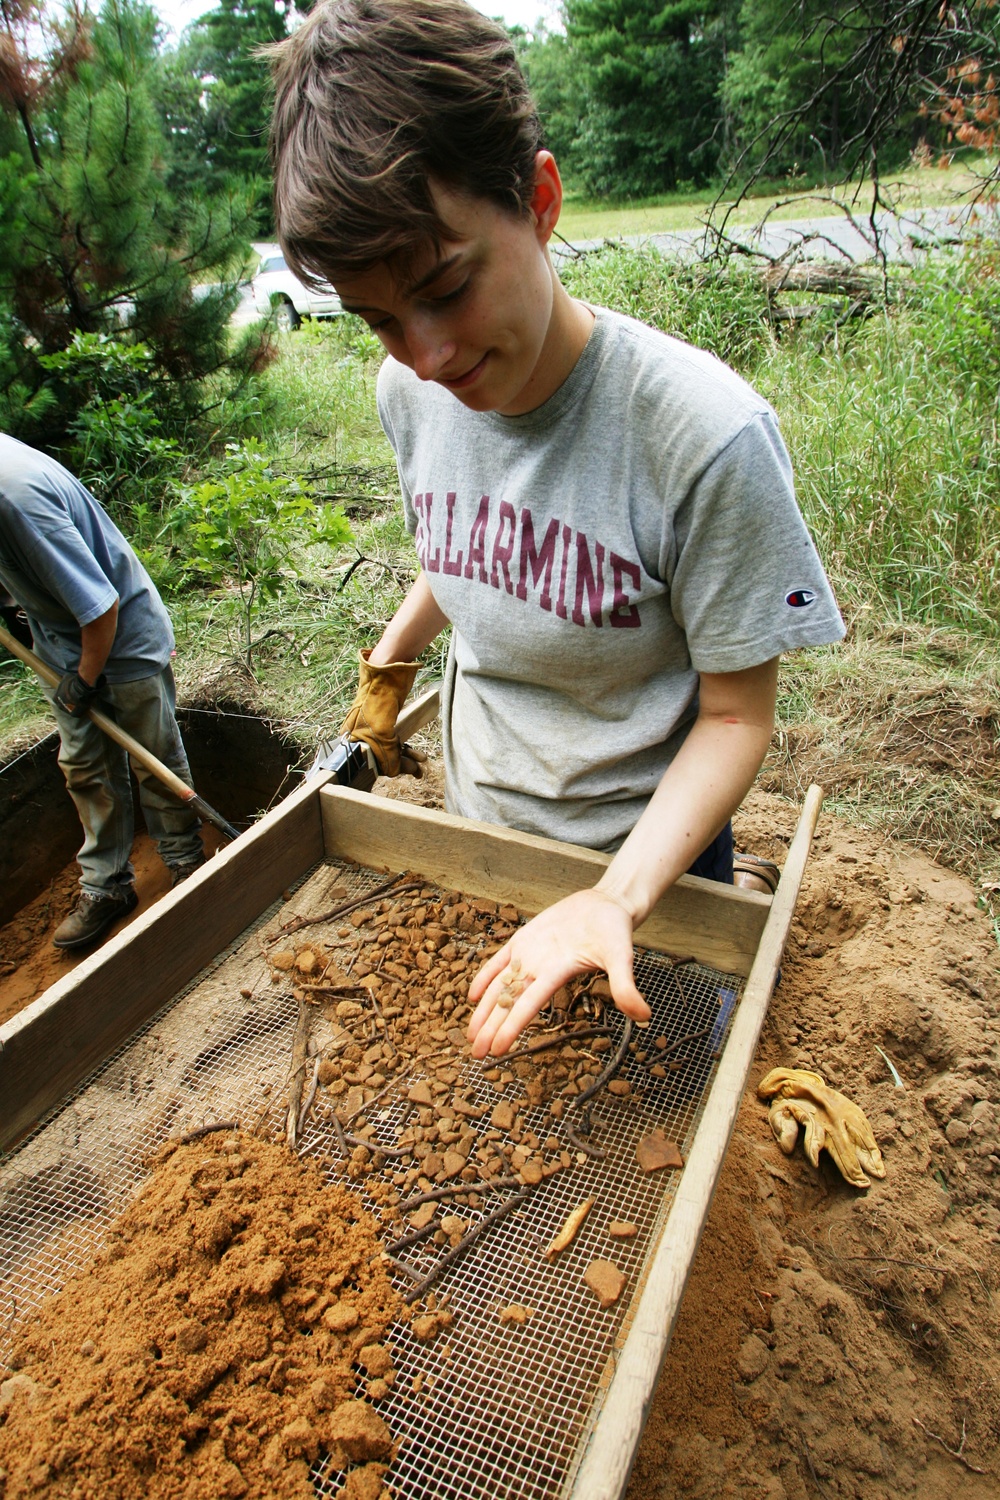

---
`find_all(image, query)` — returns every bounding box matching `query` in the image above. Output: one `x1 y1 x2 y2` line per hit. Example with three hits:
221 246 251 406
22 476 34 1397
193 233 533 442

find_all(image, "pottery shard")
441 1151 467 1179
407 1081 434 1106
636 1131 684 1173
583 1259 626 1309
607 1221 638 1239
327 1400 393 1464
491 1101 515 1131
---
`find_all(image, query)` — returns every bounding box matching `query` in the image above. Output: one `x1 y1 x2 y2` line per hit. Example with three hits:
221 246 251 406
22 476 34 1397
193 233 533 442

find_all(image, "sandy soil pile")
630 790 1000 1499
0 1133 400 1499
2 769 998 1498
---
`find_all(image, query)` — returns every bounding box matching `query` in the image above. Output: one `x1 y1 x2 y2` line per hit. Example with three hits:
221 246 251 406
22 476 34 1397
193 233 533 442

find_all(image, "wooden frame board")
0 771 329 1154
564 784 824 1500
320 784 771 977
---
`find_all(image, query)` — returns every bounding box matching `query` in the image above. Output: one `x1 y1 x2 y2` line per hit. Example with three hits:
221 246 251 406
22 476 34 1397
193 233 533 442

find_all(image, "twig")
506 1025 612 1061
643 1023 715 1065
569 1017 633 1112
386 1255 426 1284
397 1176 520 1213
342 1076 403 1125
285 999 313 1149
344 1131 410 1159
563 1122 607 1160
912 1417 987 1474
297 1056 321 1137
330 1110 349 1159
266 874 415 944
177 1120 239 1144
846 1256 948 1274
403 1185 536 1304
389 1220 441 1254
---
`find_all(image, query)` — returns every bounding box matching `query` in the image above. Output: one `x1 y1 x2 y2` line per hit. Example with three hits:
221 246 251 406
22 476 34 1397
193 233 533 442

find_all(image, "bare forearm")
368 573 449 664
595 658 779 923
77 602 118 684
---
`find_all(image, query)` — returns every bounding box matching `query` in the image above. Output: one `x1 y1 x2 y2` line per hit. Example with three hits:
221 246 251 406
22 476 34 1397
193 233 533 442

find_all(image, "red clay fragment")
636 1131 684 1173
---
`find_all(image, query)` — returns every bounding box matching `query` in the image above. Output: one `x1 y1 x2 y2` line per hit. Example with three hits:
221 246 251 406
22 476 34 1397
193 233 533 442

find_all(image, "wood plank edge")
320 784 769 974
565 784 825 1500
0 772 330 1153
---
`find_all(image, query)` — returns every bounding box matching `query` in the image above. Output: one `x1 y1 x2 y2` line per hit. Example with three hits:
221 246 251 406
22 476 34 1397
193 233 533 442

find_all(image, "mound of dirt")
629 790 1000 1499
0 1132 400 1499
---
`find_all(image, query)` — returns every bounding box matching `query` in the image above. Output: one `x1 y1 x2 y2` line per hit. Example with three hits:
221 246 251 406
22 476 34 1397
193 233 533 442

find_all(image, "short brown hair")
268 0 542 285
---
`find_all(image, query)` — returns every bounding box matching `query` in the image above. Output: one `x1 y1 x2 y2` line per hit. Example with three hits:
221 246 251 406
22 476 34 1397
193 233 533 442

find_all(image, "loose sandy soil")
1 769 998 1497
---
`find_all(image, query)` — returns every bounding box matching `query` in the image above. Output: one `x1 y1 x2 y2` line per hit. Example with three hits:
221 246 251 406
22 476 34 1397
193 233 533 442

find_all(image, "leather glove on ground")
757 1067 886 1188
54 670 104 716
339 648 421 777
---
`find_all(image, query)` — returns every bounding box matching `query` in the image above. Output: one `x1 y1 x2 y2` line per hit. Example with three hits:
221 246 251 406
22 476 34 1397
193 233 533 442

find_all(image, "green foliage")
560 243 774 372
154 0 305 222
0 0 268 457
560 236 999 635
165 440 354 666
35 333 181 513
563 0 737 194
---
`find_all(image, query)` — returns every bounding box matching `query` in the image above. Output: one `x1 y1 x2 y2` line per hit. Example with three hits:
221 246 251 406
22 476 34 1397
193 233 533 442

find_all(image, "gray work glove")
54 670 105 716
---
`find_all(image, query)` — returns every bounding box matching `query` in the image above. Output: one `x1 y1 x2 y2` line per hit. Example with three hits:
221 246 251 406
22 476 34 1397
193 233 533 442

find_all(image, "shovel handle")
0 624 240 842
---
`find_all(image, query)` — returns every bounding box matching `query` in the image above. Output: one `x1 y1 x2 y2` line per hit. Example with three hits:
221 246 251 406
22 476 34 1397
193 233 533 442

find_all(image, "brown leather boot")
53 889 138 950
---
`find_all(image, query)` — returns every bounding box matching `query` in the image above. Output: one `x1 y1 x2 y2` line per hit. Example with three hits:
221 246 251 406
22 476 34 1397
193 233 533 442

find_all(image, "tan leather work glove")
340 649 422 776
757 1067 886 1189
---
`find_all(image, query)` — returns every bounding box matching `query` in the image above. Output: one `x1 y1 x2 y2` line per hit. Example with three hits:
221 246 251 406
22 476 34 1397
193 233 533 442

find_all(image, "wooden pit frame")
0 688 823 1500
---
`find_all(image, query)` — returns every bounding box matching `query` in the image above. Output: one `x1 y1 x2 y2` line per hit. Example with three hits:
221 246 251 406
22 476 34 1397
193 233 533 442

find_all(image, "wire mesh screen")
0 857 745 1500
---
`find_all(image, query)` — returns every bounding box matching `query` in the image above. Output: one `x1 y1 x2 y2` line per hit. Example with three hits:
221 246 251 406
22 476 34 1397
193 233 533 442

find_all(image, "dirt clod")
584 1260 625 1309
0 1134 399 1499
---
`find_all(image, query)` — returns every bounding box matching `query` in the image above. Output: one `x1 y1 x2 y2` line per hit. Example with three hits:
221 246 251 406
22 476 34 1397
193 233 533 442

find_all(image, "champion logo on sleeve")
785 588 816 608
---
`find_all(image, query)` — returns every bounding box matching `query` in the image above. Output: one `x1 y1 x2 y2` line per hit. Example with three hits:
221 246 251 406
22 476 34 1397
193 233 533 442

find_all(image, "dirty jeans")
43 666 203 900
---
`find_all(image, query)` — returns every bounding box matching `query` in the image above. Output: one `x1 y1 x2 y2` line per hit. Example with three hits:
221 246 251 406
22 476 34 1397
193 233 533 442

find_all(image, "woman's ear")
529 150 563 242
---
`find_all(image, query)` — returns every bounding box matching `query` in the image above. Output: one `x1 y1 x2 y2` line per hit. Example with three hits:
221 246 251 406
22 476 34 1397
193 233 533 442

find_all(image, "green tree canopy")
0 0 267 454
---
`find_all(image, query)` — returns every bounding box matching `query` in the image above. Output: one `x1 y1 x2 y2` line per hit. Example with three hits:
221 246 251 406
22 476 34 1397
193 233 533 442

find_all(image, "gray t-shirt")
378 306 845 850
0 435 174 680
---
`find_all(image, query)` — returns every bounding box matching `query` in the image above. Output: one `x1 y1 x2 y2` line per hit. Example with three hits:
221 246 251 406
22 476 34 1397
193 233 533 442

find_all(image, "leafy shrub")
560 244 775 373
164 441 354 667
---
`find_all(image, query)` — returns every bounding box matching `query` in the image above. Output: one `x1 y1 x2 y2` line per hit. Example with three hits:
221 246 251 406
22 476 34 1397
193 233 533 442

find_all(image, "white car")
251 251 342 331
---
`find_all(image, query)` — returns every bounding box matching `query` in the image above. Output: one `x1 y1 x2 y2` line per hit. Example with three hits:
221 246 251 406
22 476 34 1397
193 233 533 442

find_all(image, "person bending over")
267 0 844 1055
0 436 205 950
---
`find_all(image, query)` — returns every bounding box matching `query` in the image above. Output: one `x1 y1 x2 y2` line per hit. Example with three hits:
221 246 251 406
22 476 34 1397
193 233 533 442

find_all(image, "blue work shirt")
0 435 174 681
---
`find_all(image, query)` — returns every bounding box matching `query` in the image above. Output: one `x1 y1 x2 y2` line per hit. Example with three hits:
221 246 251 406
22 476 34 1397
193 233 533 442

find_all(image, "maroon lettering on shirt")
555 523 572 620
489 500 517 594
442 491 463 576
414 493 441 573
610 553 642 628
464 496 490 583
419 492 644 627
516 511 559 610
572 533 605 627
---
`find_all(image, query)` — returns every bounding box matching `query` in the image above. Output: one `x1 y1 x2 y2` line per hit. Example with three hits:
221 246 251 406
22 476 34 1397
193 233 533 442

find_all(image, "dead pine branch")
285 998 314 1150
912 1416 988 1475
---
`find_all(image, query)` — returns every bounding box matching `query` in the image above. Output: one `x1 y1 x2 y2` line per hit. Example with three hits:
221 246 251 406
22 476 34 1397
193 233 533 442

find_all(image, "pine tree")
0 0 269 453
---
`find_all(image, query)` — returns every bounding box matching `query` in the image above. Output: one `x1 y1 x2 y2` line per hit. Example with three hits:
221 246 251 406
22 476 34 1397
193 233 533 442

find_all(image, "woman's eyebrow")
339 252 467 315
406 252 465 296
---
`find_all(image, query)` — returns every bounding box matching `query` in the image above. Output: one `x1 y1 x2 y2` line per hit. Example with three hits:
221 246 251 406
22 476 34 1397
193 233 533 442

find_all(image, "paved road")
555 202 993 266
235 202 994 325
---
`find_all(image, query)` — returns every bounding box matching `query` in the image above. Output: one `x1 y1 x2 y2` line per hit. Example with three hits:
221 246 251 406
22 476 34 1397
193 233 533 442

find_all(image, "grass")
1 227 997 930
555 153 998 242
